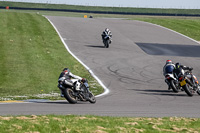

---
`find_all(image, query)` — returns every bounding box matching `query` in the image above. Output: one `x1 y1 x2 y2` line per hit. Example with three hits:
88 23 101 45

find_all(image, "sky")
2 0 200 9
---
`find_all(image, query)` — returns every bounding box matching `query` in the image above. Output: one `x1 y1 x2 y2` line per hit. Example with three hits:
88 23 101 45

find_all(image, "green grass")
131 17 200 41
0 11 104 100
0 115 200 133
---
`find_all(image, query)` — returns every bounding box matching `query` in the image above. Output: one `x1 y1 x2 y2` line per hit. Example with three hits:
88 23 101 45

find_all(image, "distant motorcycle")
103 34 111 48
165 73 181 93
177 69 200 96
58 78 96 104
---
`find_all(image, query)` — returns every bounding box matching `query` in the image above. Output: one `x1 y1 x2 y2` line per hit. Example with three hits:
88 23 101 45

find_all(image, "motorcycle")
58 78 96 104
165 73 181 93
103 34 111 48
176 69 200 96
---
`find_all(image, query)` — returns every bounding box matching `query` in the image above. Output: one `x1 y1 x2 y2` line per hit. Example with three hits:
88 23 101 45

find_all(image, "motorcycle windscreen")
165 65 174 74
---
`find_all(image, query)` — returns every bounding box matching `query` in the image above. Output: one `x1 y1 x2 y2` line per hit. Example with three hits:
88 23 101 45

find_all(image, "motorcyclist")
101 28 112 43
58 68 83 97
173 62 199 89
173 62 193 77
163 60 175 90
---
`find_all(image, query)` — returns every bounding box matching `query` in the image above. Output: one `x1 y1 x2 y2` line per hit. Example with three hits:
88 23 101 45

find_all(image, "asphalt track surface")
1 17 200 117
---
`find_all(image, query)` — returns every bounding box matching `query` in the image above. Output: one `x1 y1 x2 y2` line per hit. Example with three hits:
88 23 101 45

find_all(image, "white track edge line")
44 16 109 97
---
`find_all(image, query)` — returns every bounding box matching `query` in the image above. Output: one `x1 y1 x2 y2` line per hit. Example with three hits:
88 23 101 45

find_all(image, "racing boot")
60 90 64 97
58 84 65 97
168 85 171 90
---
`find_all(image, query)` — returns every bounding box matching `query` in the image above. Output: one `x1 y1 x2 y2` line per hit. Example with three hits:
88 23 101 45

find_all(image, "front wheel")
105 40 109 48
197 89 200 95
88 92 96 104
195 84 200 95
183 84 194 97
63 88 77 104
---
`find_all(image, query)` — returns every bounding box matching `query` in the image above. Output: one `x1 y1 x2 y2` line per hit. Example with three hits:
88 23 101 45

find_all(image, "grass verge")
0 11 104 100
131 17 200 41
0 115 200 133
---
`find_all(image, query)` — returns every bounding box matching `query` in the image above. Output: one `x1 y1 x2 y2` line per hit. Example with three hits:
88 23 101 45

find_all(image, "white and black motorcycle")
103 34 111 48
58 78 96 104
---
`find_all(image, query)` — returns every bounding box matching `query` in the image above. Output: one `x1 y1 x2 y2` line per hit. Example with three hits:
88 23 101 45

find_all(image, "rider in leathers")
58 68 83 97
163 60 175 90
101 28 112 44
173 62 193 78
173 63 199 89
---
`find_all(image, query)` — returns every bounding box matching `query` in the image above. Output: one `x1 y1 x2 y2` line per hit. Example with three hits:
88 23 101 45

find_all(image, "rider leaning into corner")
163 60 175 90
163 60 200 90
173 62 193 77
101 28 112 43
173 62 199 88
57 68 84 97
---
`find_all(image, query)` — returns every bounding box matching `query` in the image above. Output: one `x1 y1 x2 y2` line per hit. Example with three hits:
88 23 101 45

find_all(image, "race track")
1 16 200 117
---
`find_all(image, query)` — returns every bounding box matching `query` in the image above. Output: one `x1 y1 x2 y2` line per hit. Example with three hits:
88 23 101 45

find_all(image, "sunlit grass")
0 115 200 133
131 17 200 41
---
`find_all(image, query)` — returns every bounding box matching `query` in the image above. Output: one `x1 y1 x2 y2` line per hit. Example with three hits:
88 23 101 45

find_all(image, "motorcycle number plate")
180 79 186 86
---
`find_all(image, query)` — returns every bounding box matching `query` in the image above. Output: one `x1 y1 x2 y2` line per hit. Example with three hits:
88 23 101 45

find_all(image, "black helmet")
175 62 181 69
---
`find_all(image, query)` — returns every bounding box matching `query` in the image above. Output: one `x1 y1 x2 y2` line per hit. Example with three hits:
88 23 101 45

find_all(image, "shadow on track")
28 101 91 104
85 45 105 48
132 89 187 97
43 102 88 104
136 42 200 57
40 101 70 104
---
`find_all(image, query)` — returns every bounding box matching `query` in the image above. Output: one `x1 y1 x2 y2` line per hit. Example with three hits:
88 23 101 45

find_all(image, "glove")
189 67 193 71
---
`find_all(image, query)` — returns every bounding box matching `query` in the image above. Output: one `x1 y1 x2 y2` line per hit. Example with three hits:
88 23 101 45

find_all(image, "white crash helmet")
105 28 109 33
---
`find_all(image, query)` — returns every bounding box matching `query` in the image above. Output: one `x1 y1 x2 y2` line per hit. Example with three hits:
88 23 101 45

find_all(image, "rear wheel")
183 84 194 96
170 80 179 93
63 88 77 104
